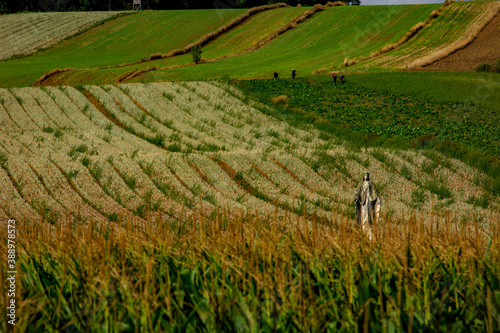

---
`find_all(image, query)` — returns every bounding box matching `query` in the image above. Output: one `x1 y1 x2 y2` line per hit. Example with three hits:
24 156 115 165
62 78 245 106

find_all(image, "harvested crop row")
249 155 330 215
86 85 157 138
0 82 495 222
63 86 159 153
111 156 180 215
164 154 236 210
106 85 198 152
2 93 167 218
0 120 134 220
166 82 259 149
188 154 276 213
198 82 325 148
146 83 234 150
124 83 226 153
0 102 20 132
0 89 38 130
0 166 39 221
221 153 296 211
46 87 137 154
27 157 103 221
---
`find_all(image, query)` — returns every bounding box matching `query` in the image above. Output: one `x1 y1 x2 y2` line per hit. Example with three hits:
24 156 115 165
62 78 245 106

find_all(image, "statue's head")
363 172 370 181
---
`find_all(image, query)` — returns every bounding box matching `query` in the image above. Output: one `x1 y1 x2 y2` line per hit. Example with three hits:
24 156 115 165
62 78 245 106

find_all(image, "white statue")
354 172 381 241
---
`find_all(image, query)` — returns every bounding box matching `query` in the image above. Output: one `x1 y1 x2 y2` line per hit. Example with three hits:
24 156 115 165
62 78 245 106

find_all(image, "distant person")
274 72 279 80
292 69 296 79
340 74 345 84
332 73 337 84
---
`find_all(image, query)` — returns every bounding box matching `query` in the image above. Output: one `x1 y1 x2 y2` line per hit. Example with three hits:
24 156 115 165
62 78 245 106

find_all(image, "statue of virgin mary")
354 172 381 240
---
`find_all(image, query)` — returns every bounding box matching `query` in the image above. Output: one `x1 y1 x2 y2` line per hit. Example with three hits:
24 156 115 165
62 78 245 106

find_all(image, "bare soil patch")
425 13 500 70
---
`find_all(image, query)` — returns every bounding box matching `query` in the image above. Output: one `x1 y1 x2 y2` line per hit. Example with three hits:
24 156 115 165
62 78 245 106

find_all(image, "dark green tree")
191 46 203 64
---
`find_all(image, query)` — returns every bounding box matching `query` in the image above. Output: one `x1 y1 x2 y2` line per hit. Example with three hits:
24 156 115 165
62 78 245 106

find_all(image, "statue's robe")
354 180 381 240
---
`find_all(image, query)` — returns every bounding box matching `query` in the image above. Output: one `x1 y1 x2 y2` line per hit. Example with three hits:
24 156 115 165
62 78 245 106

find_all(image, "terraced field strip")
0 11 124 60
201 7 308 59
366 1 497 68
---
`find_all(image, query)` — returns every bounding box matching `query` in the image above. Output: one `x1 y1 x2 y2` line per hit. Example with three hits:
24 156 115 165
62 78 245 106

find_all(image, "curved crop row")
0 82 495 223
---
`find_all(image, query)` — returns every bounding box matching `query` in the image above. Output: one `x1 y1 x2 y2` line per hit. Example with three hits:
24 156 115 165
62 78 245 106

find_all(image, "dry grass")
149 53 162 61
271 95 288 105
311 67 328 75
115 66 156 83
32 68 74 86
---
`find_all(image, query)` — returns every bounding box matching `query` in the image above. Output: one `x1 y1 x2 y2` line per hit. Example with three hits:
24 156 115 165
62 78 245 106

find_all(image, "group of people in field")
273 70 345 83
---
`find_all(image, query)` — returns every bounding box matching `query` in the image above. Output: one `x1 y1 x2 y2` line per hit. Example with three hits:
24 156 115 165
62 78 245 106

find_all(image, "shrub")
68 144 88 157
106 212 118 222
123 174 137 191
54 129 64 138
90 163 103 182
476 64 491 72
191 46 202 64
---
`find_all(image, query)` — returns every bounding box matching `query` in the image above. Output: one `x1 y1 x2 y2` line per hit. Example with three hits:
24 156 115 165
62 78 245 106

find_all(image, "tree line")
0 0 359 14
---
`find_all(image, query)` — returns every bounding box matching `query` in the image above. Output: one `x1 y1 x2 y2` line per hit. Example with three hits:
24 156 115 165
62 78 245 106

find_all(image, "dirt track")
425 12 500 70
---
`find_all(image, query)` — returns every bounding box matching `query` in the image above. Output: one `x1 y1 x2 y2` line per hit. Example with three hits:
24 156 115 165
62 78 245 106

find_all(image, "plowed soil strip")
425 12 500 70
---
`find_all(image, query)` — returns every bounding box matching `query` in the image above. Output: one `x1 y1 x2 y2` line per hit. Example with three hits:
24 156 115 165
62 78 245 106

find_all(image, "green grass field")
202 7 308 60
0 9 245 87
48 4 439 85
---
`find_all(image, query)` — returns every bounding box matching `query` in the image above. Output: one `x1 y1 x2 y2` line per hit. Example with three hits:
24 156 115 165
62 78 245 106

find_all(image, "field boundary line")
150 3 290 61
33 67 74 86
174 1 347 68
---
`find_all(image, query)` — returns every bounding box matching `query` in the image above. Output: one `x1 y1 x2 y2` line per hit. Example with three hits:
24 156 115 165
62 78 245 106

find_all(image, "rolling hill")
0 1 497 87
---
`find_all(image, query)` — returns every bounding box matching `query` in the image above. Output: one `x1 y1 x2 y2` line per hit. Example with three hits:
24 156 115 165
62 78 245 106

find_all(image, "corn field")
0 207 499 332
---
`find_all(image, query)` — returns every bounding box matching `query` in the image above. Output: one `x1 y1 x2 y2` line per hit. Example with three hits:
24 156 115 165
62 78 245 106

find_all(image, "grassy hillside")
0 2 497 88
201 6 308 60
3 1 498 88
0 9 245 87
45 4 440 86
